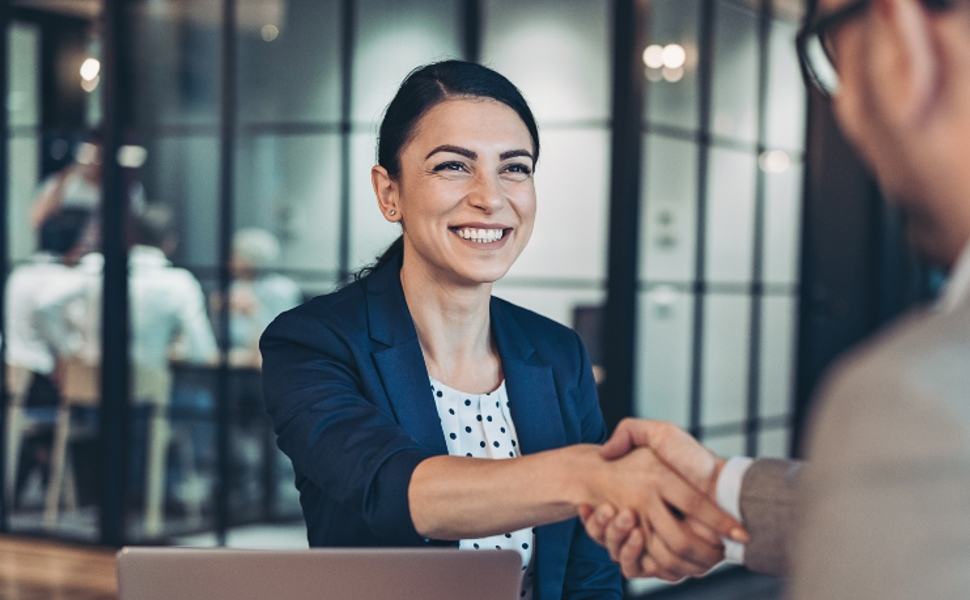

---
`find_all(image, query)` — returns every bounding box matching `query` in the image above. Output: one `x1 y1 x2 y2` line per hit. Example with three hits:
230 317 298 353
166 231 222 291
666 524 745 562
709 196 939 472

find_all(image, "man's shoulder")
807 304 970 469
792 305 970 600
138 263 204 291
8 259 70 282
825 304 970 401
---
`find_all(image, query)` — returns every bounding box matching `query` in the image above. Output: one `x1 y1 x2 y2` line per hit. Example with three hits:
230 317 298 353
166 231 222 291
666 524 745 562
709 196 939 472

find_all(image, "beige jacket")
739 304 970 599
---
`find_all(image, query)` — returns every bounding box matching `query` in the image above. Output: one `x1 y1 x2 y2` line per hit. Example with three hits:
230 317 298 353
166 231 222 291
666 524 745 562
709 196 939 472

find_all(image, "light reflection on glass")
643 44 665 69
261 24 280 42
661 44 686 69
117 145 149 169
759 150 791 173
80 57 100 81
643 43 688 83
662 66 684 83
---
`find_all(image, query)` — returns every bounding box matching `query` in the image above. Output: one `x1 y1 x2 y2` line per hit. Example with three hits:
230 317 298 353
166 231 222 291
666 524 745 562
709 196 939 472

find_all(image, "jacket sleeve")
260 307 434 545
739 458 801 576
562 330 623 599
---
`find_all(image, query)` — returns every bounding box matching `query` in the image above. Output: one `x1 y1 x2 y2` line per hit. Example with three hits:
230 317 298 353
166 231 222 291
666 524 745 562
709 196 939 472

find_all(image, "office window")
485 0 612 336
633 1 807 549
2 0 808 568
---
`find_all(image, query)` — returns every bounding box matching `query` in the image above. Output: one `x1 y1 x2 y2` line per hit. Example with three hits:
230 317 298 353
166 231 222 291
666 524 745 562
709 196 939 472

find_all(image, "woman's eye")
433 161 467 173
503 163 533 177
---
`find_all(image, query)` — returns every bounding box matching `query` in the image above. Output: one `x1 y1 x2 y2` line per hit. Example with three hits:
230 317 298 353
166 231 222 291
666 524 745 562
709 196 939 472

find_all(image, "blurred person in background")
29 130 146 254
218 227 301 368
47 203 217 370
37 203 218 511
4 209 88 507
580 0 970 597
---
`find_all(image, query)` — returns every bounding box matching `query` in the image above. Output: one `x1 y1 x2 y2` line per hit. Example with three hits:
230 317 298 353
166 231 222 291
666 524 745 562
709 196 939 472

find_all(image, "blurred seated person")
29 131 146 254
218 228 301 368
36 204 218 504
3 210 88 506
40 203 217 376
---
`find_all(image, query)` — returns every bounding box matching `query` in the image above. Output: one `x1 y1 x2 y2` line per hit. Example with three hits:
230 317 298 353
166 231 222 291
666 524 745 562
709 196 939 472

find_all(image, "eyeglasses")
795 0 871 98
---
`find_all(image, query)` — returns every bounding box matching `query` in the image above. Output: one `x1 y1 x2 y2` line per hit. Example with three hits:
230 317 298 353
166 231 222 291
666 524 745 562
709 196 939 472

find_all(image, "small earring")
389 210 397 217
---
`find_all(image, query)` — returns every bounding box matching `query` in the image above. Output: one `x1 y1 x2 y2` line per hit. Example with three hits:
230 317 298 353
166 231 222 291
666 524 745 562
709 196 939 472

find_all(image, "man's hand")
579 444 745 581
603 419 725 496
579 419 744 581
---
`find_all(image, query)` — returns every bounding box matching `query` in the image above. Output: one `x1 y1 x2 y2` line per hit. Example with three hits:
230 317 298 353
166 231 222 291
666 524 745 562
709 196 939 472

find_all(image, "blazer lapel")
365 261 448 456
491 299 567 455
490 300 572 600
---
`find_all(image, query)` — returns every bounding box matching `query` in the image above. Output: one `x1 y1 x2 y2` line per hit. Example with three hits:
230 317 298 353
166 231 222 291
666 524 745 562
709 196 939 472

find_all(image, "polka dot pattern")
430 377 534 600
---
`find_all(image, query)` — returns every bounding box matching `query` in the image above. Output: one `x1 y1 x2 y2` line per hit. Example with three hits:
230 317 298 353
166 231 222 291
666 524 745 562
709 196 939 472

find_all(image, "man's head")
800 0 970 267
231 228 281 280
133 203 178 256
38 209 88 257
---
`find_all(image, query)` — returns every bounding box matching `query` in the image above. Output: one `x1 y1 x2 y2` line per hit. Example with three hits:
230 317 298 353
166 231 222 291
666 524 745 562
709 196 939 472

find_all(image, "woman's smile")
450 224 513 247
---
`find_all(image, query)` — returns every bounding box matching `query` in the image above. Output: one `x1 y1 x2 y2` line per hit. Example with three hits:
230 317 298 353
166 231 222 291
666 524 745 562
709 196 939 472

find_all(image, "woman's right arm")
407 444 741 543
261 306 741 545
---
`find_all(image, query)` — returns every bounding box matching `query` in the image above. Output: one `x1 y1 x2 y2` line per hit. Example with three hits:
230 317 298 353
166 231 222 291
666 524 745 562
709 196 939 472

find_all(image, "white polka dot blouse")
430 377 535 600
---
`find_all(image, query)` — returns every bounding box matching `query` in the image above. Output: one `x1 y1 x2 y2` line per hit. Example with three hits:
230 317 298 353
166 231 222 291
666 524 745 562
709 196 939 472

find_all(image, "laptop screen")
117 547 522 600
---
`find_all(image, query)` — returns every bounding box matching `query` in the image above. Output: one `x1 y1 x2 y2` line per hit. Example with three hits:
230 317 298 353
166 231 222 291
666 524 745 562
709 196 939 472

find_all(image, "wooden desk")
0 535 117 600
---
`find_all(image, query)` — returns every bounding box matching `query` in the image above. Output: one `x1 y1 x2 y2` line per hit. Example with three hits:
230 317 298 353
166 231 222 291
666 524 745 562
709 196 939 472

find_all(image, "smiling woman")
373 97 537 293
259 61 740 600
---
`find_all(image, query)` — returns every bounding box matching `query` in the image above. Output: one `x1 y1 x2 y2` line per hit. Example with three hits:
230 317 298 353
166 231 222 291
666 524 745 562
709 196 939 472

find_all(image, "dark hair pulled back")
358 60 540 280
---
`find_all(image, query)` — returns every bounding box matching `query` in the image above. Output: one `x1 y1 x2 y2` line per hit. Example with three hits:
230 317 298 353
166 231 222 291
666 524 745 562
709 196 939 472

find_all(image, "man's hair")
133 203 174 248
38 208 89 254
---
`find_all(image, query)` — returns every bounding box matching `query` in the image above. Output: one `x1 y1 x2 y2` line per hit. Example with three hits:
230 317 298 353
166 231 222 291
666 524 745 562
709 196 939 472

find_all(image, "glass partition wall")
634 0 805 462
0 0 806 592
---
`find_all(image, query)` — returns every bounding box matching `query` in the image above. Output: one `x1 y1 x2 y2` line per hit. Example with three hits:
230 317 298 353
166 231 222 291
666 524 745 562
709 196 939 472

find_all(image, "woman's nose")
466 173 504 212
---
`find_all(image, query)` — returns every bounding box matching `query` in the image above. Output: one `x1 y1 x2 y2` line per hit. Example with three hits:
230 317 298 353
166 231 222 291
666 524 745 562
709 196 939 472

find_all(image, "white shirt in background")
38 245 217 368
3 252 84 375
228 274 302 351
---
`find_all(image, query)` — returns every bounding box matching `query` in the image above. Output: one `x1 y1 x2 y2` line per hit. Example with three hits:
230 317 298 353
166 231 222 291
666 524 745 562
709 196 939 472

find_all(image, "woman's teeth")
455 228 506 243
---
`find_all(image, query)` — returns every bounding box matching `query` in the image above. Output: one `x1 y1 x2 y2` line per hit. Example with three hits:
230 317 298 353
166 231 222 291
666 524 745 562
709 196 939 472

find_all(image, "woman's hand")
576 446 740 581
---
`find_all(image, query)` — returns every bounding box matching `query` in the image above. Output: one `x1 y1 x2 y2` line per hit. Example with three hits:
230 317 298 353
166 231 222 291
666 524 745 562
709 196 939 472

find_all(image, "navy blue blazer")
260 258 621 600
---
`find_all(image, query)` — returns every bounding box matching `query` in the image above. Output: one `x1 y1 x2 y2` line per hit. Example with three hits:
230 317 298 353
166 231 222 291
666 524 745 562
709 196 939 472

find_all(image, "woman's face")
378 97 537 287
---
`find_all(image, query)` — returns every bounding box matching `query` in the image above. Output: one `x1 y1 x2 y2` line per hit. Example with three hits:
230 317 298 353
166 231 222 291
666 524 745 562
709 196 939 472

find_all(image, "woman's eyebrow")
500 149 534 161
424 145 535 162
425 145 476 160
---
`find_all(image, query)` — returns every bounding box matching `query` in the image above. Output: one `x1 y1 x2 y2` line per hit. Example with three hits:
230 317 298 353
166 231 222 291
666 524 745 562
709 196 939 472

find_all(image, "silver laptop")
117 547 523 600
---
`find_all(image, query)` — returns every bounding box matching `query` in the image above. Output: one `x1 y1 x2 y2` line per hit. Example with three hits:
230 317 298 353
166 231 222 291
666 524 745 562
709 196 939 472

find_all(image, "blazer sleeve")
561 331 623 599
739 458 802 577
260 307 434 545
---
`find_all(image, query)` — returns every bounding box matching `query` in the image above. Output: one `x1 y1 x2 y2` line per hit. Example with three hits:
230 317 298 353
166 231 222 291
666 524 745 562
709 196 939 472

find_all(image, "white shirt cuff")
715 456 754 564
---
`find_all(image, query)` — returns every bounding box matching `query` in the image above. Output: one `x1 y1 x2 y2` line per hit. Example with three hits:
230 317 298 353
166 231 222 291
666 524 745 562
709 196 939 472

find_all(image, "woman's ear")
869 0 942 127
371 165 401 222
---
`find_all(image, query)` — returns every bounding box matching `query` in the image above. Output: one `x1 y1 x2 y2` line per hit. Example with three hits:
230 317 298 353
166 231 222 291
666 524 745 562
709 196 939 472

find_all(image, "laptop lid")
116 547 522 600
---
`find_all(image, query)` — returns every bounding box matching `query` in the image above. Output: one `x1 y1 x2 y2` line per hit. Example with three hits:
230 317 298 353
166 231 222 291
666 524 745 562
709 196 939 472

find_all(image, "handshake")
575 419 750 582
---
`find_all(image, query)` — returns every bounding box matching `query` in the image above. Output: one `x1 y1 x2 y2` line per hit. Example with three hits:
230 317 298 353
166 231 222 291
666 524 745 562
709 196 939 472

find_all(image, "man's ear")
869 0 942 127
371 165 401 222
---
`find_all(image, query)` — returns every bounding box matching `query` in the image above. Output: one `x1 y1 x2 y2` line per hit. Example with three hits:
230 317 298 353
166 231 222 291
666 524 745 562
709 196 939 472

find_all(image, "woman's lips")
450 226 513 247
